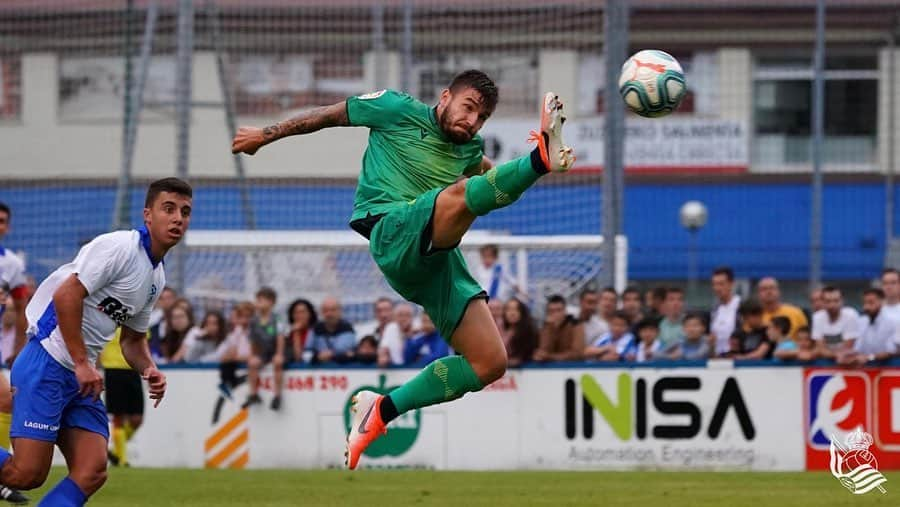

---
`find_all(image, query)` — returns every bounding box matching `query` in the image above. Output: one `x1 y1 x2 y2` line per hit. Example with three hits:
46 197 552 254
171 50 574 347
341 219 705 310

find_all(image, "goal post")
183 230 627 322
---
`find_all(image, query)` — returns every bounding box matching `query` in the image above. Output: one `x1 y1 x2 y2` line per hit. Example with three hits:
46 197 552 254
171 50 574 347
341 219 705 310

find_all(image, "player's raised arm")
52 274 103 400
231 101 350 155
120 325 166 408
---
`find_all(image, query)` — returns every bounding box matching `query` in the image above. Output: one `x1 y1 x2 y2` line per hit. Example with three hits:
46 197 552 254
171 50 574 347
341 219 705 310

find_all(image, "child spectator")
735 299 773 359
355 335 379 365
244 287 288 411
403 313 449 365
633 317 663 362
669 313 711 360
584 311 635 362
172 311 227 363
770 316 799 361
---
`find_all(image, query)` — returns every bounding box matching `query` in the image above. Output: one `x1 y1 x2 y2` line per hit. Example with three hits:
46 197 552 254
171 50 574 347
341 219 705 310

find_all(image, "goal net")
183 230 627 323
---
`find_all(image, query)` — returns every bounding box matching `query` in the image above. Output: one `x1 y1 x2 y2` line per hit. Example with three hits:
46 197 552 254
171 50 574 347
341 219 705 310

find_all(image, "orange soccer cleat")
528 92 575 173
344 390 388 470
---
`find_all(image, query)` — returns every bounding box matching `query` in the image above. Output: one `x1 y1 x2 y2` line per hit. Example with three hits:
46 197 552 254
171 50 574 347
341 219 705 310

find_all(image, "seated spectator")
533 295 584 362
669 313 711 360
633 318 662 363
771 316 800 361
286 298 317 364
584 311 634 362
354 297 395 342
839 288 898 366
244 287 288 411
645 286 667 320
216 301 254 400
621 286 645 326
355 335 379 365
658 287 686 349
172 311 227 363
306 296 357 364
502 298 539 367
757 277 808 337
160 304 194 363
734 299 773 359
812 286 860 361
576 288 608 346
378 303 418 367
404 313 449 365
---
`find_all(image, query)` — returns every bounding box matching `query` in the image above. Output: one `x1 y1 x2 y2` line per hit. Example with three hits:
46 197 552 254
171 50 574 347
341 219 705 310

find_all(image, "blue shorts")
10 340 109 442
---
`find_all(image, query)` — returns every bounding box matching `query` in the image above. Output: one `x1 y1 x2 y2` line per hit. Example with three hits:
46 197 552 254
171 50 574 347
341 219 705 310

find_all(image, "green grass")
28 467 899 506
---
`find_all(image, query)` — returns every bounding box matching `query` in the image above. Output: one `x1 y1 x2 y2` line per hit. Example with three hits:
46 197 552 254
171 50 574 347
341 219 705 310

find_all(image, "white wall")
1 52 370 179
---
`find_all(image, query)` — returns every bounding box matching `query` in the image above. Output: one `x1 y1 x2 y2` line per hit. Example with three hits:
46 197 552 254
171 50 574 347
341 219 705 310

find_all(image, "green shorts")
368 187 486 343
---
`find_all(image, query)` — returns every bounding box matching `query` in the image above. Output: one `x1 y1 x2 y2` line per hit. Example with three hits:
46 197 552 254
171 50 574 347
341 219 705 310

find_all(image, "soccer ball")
618 49 686 118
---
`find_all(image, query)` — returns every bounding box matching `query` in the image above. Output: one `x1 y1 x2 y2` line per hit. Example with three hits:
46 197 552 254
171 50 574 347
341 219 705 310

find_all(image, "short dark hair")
665 287 684 297
738 299 763 316
795 325 811 335
580 288 598 300
682 312 706 328
547 294 567 307
449 70 499 114
622 286 641 299
0 202 10 219
256 286 277 303
821 285 840 296
479 244 499 257
610 310 631 325
769 315 791 335
769 316 791 335
712 266 734 282
358 335 378 348
864 287 885 299
601 286 618 298
634 317 660 332
882 267 899 278
145 177 193 208
373 296 394 308
652 286 668 302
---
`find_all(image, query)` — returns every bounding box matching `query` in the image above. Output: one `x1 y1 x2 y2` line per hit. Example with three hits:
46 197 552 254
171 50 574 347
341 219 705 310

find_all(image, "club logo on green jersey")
359 90 386 100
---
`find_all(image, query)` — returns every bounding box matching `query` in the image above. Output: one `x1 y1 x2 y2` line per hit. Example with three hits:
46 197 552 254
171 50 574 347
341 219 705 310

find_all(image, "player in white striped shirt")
0 178 191 506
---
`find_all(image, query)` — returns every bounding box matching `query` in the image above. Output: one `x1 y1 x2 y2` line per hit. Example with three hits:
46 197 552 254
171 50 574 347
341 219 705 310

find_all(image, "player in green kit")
232 70 574 469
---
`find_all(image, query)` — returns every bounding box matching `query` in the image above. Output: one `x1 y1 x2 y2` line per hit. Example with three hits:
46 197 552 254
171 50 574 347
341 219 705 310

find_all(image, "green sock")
389 356 484 414
464 154 543 216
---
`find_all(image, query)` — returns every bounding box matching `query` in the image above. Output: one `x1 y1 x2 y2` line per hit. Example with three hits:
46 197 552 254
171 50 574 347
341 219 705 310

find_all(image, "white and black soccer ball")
618 49 686 118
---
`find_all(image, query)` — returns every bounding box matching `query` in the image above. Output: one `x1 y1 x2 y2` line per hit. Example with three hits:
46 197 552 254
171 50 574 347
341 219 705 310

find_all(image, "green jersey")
346 89 484 222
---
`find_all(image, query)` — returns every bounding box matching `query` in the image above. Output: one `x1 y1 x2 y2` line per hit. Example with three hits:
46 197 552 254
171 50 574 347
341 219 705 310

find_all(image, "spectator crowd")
4 244 899 415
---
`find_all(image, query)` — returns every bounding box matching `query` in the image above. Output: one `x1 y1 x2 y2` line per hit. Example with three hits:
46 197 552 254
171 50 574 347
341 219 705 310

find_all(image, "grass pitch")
30 467 898 506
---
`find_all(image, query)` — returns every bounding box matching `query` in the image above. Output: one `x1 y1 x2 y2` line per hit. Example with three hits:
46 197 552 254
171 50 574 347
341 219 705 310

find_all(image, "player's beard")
438 108 474 145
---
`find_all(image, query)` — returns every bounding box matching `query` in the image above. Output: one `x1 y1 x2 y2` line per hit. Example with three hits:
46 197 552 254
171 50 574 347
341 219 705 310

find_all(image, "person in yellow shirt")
99 327 147 466
757 277 808 339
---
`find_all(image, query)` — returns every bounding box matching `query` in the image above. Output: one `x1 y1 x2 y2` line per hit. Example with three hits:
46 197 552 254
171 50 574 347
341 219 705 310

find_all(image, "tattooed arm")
231 101 350 155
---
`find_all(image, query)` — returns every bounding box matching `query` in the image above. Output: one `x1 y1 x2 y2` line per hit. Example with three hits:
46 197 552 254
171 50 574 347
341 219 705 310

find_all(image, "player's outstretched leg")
345 300 503 470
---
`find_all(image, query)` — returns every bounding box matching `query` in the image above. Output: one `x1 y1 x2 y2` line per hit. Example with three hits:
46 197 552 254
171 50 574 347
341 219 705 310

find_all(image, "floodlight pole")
809 0 825 291
601 0 629 290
